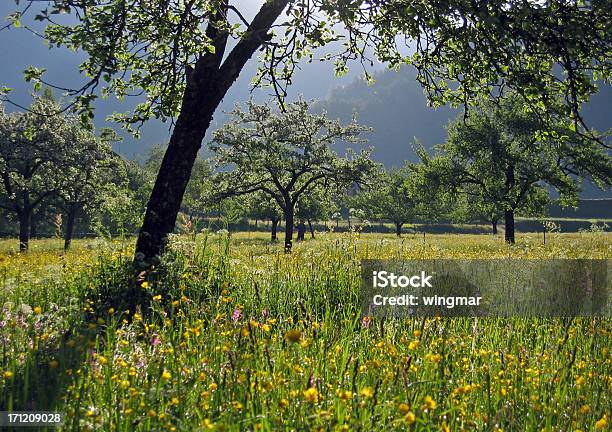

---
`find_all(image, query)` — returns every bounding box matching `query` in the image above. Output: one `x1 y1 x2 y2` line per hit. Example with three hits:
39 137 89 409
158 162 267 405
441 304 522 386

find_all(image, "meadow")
0 232 610 431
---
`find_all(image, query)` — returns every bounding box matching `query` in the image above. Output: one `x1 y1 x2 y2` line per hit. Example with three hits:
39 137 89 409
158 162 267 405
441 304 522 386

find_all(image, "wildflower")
97 355 108 366
441 423 450 432
33 306 42 314
141 281 150 289
161 370 172 380
304 387 320 403
3 371 14 379
408 340 419 350
426 353 442 364
152 295 162 302
361 315 372 328
285 329 302 343
595 415 608 430
398 403 410 415
336 389 352 402
579 405 590 414
148 410 156 418
262 323 271 332
359 387 374 399
279 399 289 409
232 308 242 322
405 411 416 424
151 336 161 346
422 395 437 410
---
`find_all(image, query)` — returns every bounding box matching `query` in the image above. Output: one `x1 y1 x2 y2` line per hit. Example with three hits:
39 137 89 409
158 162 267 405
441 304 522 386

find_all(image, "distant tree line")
1 96 610 251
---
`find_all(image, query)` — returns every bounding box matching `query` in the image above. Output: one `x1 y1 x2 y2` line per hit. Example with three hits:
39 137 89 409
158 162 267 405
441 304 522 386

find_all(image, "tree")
453 184 549 235
211 100 376 251
418 97 611 243
8 0 610 263
246 192 283 242
0 97 75 251
353 167 416 237
57 128 119 250
296 185 335 238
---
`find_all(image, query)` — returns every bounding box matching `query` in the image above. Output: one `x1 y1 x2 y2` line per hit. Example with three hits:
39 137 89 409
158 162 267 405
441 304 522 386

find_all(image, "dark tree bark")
134 0 289 264
18 210 31 252
504 164 516 244
504 209 515 243
307 219 315 238
395 222 403 237
284 207 294 251
64 203 78 251
271 217 279 242
492 220 498 235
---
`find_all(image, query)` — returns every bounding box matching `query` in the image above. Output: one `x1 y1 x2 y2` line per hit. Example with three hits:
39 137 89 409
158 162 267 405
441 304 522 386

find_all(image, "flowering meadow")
0 232 610 431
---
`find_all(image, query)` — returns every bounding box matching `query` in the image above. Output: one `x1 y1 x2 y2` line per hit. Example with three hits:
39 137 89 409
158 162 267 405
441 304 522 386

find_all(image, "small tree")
211 100 377 251
0 97 75 251
418 97 611 243
246 192 283 242
353 167 416 237
57 128 119 250
296 186 335 238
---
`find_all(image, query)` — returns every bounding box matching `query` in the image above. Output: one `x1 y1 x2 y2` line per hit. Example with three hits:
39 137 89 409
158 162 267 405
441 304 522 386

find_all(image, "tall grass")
0 232 610 431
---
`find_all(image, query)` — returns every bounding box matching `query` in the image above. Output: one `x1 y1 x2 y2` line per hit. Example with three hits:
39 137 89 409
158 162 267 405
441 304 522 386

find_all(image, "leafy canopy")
210 99 377 210
417 95 612 214
3 0 609 142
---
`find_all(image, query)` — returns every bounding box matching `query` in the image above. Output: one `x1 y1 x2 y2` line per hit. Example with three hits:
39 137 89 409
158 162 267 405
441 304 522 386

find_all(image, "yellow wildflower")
422 395 437 410
595 415 608 430
359 387 374 399
304 387 320 403
285 329 302 343
405 411 416 424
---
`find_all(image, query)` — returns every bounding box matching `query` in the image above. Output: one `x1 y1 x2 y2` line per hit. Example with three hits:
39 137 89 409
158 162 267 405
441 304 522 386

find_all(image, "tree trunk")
284 208 294 252
18 210 31 252
504 210 515 244
307 219 315 238
64 204 77 251
271 218 279 242
133 0 289 264
492 220 498 235
395 222 403 237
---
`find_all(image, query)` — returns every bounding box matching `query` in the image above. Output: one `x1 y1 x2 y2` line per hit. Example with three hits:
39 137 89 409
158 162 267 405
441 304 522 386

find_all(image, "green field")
1 232 610 431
